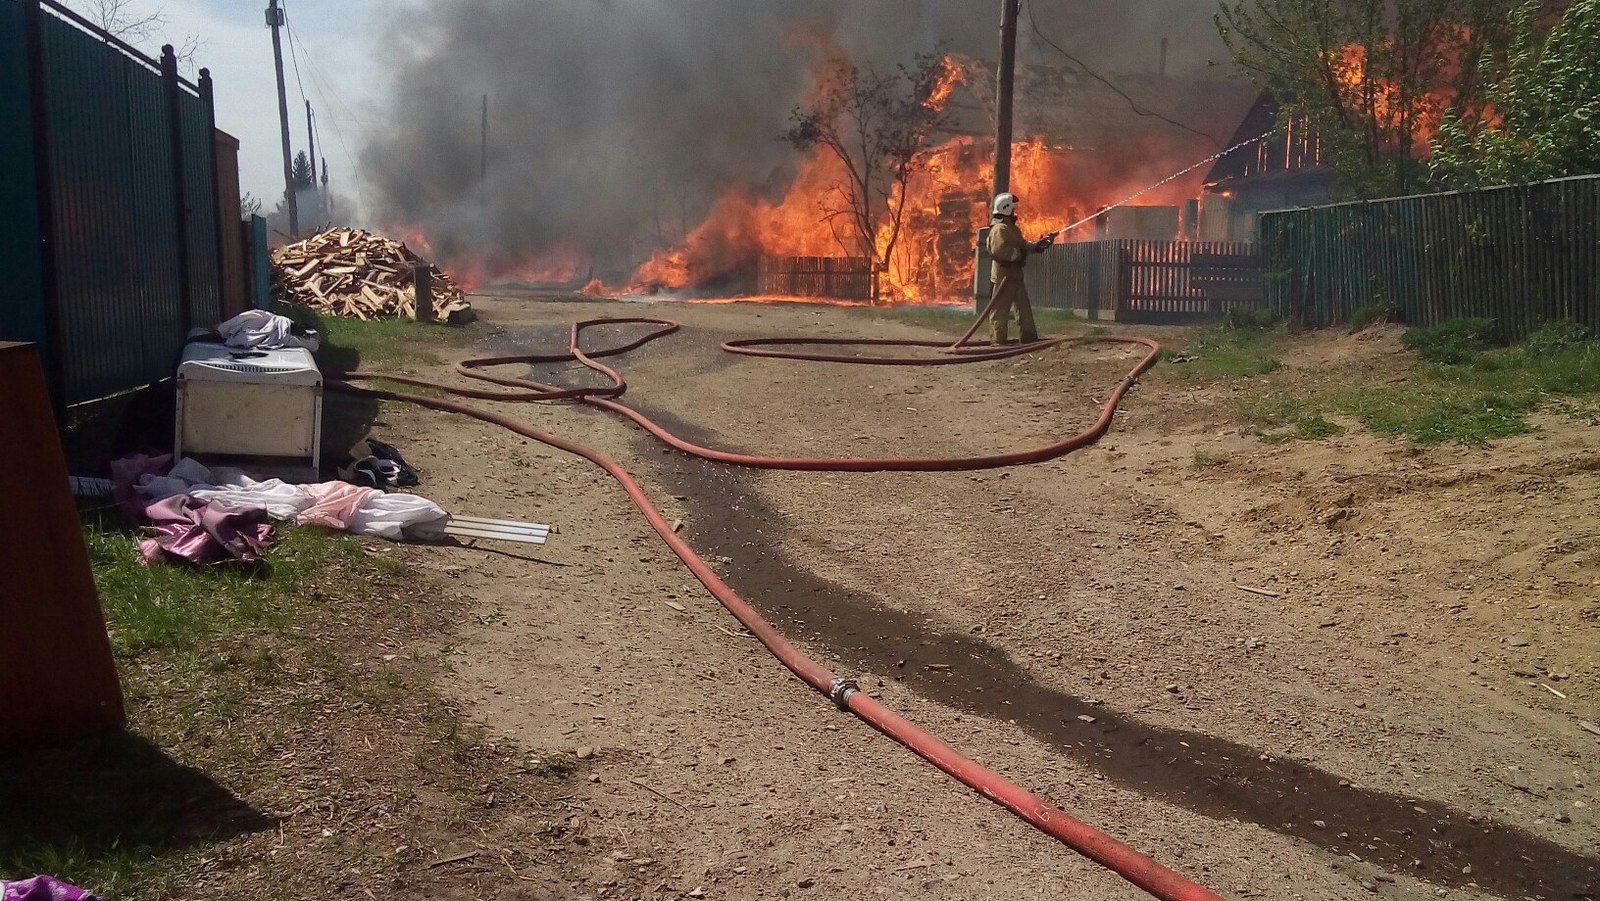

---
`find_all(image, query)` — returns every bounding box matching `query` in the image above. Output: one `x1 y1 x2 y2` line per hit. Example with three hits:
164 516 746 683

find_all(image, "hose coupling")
827 678 860 710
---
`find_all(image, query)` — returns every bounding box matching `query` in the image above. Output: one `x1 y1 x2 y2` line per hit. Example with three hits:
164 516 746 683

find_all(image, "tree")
292 151 315 191
240 192 263 219
781 51 953 301
65 0 201 74
1431 0 1600 187
1215 0 1517 197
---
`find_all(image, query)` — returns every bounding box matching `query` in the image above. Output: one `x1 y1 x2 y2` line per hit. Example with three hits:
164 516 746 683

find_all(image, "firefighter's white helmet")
992 192 1018 217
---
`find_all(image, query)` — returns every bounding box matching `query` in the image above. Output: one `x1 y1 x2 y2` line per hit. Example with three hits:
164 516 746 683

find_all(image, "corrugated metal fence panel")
1262 175 1600 338
180 90 221 325
35 7 222 404
0 0 47 351
40 14 180 402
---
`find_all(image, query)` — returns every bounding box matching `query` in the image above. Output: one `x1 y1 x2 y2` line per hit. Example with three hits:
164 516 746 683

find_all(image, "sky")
61 0 388 219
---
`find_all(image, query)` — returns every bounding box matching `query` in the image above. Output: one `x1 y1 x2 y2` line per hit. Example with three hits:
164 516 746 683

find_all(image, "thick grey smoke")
362 0 1233 282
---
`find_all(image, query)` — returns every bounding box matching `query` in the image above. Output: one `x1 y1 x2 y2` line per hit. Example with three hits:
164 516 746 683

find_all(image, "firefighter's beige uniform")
986 218 1038 344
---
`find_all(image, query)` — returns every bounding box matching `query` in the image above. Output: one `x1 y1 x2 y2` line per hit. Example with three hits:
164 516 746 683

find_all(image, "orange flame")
430 53 1219 304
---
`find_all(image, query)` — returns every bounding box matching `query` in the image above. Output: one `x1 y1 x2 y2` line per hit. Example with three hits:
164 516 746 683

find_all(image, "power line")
280 0 309 107
1022 0 1221 147
279 13 367 212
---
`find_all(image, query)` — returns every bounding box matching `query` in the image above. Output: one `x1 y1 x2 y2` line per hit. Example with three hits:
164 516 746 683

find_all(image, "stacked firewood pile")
271 227 472 321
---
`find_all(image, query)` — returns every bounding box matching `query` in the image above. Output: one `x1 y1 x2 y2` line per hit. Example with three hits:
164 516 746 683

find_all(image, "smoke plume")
363 0 1237 285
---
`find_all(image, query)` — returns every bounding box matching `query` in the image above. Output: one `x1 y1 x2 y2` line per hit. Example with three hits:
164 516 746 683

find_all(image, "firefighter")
986 192 1055 344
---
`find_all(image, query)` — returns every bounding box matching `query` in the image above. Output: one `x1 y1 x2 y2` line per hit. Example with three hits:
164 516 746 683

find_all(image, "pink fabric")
294 482 378 531
2 876 100 901
110 452 172 520
139 495 276 566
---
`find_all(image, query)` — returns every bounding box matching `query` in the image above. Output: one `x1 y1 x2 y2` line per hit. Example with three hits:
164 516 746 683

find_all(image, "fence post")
161 45 194 335
412 263 434 321
22 0 65 415
1116 248 1132 320
199 67 227 326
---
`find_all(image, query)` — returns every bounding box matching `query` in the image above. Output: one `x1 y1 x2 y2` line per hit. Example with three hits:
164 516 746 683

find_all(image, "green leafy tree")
291 151 315 191
1216 0 1516 198
1432 0 1600 187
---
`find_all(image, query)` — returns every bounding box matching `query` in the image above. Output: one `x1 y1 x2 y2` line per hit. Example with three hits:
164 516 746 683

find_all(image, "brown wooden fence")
757 255 872 300
1260 175 1600 336
1009 239 1261 322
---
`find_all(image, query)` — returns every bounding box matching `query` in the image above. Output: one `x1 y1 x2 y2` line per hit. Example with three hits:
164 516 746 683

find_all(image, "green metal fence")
1260 175 1600 337
0 0 225 407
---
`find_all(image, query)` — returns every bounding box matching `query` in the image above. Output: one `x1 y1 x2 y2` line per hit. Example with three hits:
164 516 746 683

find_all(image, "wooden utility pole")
992 0 1021 200
305 101 318 187
304 100 320 222
267 0 298 237
481 93 489 182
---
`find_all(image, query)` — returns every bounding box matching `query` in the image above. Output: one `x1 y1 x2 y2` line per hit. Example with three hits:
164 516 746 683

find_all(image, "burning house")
1199 94 1335 243
361 1 1257 305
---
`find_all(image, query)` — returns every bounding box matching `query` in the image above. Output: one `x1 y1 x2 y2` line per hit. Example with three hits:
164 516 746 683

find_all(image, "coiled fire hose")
332 313 1229 901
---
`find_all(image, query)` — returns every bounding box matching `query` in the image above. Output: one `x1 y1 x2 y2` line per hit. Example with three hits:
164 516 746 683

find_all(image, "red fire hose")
335 315 1227 901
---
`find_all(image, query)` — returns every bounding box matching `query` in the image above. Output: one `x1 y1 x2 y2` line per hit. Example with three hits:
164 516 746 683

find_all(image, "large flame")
407 52 1216 304
609 55 1202 303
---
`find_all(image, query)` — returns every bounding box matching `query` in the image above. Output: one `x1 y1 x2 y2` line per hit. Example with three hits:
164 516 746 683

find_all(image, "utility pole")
991 0 1021 200
304 100 320 222
266 0 298 237
321 157 332 218
480 93 489 182
304 101 318 187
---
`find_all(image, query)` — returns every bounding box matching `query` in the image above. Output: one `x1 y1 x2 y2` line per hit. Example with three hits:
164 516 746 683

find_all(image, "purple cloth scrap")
139 495 276 566
2 876 101 901
110 452 173 521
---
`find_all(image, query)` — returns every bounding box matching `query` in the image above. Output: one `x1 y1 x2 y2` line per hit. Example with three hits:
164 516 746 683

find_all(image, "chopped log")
270 226 472 322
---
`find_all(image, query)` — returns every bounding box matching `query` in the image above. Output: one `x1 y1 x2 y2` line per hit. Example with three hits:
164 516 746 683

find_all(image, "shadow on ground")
0 731 269 866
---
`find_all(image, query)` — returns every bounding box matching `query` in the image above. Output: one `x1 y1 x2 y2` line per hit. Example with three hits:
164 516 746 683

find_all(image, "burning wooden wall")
756 256 872 300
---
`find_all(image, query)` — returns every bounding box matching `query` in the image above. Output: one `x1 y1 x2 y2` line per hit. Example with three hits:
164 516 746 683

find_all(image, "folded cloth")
3 875 101 900
216 309 321 352
139 495 276 566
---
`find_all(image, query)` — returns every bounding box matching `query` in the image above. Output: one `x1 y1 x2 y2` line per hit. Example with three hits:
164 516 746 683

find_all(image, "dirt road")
377 295 1598 901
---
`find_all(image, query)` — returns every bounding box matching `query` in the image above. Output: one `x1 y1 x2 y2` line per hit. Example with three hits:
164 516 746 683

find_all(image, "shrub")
1401 318 1500 364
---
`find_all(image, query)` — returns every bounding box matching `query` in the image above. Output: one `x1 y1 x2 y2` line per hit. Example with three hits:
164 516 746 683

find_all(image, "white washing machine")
175 342 323 479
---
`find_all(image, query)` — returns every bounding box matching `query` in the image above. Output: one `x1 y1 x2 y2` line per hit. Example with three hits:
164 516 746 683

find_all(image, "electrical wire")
1021 0 1221 148
280 12 368 212
279 0 310 108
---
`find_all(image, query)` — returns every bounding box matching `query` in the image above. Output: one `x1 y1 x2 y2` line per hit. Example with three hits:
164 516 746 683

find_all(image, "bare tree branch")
781 49 952 302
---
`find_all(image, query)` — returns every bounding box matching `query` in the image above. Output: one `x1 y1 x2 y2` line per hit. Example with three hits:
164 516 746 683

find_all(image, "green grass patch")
1347 299 1398 332
1293 415 1345 440
1235 392 1345 444
275 302 454 371
0 517 390 897
1334 322 1600 444
1162 325 1285 383
1338 385 1536 445
1401 317 1499 364
83 511 362 659
1214 320 1600 447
